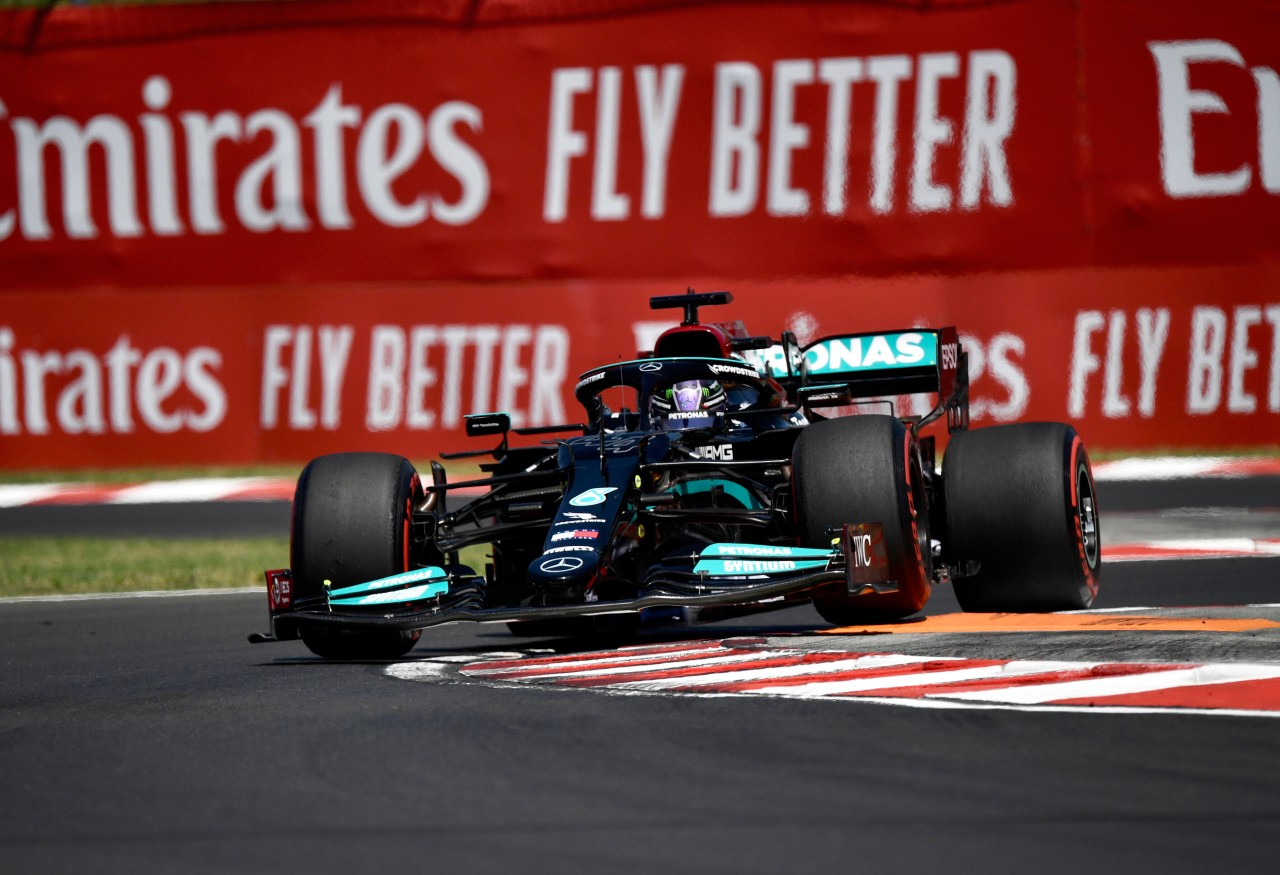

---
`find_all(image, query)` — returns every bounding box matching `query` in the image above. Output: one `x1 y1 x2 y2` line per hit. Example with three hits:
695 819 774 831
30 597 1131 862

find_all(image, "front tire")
291 452 426 659
943 423 1101 612
793 415 932 624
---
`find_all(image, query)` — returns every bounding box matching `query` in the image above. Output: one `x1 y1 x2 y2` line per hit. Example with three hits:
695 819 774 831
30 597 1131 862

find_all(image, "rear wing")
751 327 969 432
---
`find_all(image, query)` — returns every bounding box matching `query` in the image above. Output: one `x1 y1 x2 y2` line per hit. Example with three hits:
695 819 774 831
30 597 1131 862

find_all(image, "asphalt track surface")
2 479 1279 874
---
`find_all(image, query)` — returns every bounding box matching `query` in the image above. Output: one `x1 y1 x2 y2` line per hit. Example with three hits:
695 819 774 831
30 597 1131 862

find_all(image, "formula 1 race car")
250 291 1101 659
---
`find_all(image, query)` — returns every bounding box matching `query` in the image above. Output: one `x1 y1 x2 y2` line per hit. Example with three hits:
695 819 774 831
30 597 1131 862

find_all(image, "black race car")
251 291 1101 659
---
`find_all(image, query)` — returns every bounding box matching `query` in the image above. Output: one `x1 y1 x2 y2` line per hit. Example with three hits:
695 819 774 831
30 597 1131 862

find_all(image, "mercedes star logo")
639 362 664 372
539 556 585 573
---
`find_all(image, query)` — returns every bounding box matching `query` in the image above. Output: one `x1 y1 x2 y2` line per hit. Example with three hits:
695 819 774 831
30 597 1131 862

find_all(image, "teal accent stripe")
805 332 938 375
330 580 450 607
700 543 835 559
693 558 829 576
327 567 448 600
672 479 761 509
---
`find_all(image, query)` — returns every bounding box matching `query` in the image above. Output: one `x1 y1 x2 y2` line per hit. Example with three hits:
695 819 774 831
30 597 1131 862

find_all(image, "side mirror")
796 384 854 408
464 412 510 438
781 330 802 379
728 335 774 352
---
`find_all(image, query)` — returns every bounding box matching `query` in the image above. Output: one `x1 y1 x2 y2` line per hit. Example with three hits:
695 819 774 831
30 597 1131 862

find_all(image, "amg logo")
724 560 796 574
694 444 734 460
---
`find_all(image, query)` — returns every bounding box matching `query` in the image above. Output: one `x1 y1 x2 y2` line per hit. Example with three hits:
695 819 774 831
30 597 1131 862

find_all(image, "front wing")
249 524 896 643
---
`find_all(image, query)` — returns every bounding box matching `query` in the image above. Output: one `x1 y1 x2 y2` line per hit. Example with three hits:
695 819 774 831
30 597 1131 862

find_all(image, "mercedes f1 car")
250 291 1101 659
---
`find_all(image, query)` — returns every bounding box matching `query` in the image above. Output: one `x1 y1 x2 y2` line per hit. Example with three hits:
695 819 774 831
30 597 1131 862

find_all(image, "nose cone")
527 551 599 594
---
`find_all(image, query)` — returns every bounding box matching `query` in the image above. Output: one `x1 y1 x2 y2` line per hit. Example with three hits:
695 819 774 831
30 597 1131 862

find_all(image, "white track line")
603 653 942 690
469 649 803 680
467 644 730 675
680 659 1089 698
0 484 66 508
436 646 1280 716
109 478 284 504
943 663 1280 704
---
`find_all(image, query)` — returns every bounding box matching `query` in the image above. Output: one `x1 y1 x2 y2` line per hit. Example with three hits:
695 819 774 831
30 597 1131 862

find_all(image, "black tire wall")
792 414 932 623
290 452 425 659
943 423 1101 612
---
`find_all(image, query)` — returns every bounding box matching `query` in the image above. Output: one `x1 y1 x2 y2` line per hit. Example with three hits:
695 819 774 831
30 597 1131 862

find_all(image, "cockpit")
575 358 784 434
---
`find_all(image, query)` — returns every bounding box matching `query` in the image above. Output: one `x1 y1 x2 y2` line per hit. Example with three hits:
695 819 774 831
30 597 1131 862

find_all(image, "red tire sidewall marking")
1068 434 1100 598
902 429 930 610
904 430 925 571
404 470 422 573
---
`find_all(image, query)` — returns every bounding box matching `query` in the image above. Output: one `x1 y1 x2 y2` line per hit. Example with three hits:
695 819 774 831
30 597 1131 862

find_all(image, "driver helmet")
650 379 727 430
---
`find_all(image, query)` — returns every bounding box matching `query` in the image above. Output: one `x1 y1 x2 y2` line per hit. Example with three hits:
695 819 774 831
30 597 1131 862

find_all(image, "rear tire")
943 423 1101 612
793 415 932 624
291 452 426 660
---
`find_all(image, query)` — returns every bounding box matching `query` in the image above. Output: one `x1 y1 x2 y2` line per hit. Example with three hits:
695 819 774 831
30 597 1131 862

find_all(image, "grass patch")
0 465 305 485
0 537 493 598
0 537 288 598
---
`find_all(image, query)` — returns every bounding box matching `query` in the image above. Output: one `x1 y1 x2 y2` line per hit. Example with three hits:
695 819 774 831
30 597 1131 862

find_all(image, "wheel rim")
1075 461 1100 569
908 448 931 576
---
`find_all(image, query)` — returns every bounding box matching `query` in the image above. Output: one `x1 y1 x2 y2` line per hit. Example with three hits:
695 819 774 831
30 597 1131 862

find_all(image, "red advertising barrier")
0 0 1277 468
3 268 1276 467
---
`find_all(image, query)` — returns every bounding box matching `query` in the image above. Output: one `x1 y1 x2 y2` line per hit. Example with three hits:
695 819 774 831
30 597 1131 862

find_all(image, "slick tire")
943 423 1101 612
793 414 932 624
291 452 425 660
